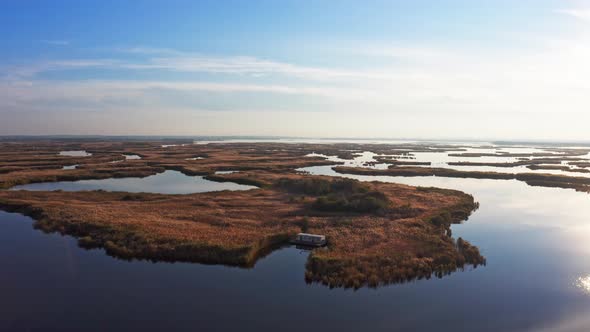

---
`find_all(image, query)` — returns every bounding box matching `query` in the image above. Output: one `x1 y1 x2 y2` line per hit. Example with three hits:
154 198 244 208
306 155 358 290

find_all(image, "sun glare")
576 275 590 294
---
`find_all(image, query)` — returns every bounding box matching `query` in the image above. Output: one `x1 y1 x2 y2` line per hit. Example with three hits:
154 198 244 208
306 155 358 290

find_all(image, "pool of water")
10 170 256 194
215 170 238 174
110 154 142 163
59 150 92 157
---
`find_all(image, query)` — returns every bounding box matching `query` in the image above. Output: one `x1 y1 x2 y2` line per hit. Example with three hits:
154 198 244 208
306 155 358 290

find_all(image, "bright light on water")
576 276 590 294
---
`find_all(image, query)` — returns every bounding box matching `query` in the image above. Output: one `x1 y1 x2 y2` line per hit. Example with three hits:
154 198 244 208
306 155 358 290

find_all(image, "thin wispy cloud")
353 45 454 61
3 36 590 114
2 52 397 82
556 8 590 21
115 46 184 56
40 39 70 46
136 55 396 80
4 6 590 138
0 79 382 106
1 59 123 81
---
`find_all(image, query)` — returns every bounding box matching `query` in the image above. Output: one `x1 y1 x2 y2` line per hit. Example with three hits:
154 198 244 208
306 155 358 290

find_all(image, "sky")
2 0 590 140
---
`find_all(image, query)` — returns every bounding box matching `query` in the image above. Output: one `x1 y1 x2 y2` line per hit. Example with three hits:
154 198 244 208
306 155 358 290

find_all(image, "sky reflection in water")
3 145 590 331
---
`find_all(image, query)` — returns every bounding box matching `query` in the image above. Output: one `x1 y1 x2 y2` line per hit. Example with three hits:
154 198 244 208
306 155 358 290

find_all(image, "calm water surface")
59 150 92 157
2 147 590 331
123 154 141 160
10 170 256 194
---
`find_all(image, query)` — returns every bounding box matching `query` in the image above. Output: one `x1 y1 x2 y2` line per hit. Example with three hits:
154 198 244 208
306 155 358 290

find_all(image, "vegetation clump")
312 190 390 213
276 177 391 213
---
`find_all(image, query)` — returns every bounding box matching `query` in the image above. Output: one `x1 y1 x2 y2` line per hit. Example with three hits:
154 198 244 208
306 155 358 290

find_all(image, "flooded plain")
2 143 590 331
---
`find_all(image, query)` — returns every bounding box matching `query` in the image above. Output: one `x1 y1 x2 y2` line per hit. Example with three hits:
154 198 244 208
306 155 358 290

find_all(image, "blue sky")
2 0 590 139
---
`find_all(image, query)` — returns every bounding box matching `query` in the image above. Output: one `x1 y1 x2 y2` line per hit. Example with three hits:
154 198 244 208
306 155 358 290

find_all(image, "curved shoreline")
0 170 484 289
15 140 590 288
333 166 590 193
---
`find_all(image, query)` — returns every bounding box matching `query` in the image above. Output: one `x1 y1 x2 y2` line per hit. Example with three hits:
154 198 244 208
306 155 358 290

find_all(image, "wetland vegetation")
0 139 490 288
3 139 590 289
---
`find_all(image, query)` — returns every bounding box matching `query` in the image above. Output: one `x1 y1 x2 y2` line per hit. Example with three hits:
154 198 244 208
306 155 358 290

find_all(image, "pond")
215 170 238 174
10 170 256 194
59 150 92 157
110 154 142 163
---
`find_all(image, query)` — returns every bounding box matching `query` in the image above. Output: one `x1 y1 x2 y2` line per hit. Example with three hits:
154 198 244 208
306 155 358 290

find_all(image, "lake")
2 145 590 331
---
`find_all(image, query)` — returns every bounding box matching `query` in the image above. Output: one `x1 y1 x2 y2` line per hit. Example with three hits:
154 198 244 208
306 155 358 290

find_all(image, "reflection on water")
306 152 389 169
124 154 141 160
297 148 590 331
4 143 590 331
215 170 238 174
0 211 312 332
576 276 590 295
110 154 142 163
10 170 256 194
162 144 187 148
305 145 590 178
59 150 91 157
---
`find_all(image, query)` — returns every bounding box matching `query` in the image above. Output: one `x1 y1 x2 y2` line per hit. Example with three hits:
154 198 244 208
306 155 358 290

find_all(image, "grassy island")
0 174 483 289
0 140 486 289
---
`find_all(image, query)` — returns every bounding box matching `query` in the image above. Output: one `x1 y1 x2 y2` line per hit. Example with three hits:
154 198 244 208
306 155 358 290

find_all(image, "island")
0 139 489 289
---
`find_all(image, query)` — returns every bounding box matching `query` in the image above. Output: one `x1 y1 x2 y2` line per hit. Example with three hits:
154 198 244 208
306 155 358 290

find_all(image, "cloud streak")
4 37 590 116
557 8 590 21
4 13 590 139
40 39 70 46
0 80 381 102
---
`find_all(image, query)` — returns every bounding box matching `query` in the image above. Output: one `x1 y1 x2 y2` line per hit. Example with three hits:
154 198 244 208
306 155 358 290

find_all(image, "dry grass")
0 140 487 288
0 174 482 288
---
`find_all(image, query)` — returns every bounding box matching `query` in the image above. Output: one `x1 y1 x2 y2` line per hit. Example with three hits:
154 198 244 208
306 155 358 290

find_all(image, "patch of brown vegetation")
526 164 590 173
569 162 590 168
0 141 485 289
0 140 491 288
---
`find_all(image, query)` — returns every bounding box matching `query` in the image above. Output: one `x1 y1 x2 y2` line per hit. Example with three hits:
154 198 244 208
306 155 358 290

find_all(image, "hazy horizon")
2 0 590 140
4 134 590 145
